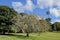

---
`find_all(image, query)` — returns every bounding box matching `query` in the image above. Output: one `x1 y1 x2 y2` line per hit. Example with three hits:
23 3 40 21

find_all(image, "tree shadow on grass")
1 34 27 39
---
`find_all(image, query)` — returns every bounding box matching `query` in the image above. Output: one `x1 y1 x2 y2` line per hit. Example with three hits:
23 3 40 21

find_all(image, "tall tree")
53 22 60 31
0 6 17 34
20 13 39 37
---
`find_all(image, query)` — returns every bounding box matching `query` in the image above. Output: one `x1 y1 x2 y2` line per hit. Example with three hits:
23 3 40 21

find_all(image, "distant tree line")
0 6 60 37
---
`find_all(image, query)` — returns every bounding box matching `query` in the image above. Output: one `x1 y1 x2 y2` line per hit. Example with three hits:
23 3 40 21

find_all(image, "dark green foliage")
52 22 60 31
0 6 17 34
46 18 51 23
45 18 52 32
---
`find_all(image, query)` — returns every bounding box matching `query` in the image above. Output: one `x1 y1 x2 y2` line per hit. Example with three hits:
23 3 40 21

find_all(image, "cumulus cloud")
12 2 25 13
12 0 60 18
37 0 60 18
37 0 60 9
12 0 35 13
50 8 60 18
37 0 54 9
55 0 60 7
25 0 35 11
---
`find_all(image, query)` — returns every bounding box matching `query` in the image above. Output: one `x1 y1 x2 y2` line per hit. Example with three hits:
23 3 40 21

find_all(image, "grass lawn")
0 32 60 40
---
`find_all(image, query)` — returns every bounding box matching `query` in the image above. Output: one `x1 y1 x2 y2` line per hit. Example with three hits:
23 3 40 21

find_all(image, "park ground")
0 32 60 40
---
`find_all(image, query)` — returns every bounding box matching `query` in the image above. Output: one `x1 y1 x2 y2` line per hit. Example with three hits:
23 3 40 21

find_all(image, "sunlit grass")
0 32 60 40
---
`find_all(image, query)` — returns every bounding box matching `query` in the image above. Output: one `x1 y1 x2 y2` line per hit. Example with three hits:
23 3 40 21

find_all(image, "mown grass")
0 32 60 40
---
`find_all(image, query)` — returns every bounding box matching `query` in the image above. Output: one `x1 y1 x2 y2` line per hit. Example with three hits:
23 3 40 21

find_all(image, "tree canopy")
0 5 60 36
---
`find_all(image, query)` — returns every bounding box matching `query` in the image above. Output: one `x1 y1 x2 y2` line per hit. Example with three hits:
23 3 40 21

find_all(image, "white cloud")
12 2 25 13
55 0 60 7
12 0 35 13
12 2 23 7
50 8 60 18
25 0 35 11
37 0 54 9
37 0 60 18
12 0 60 18
37 0 60 9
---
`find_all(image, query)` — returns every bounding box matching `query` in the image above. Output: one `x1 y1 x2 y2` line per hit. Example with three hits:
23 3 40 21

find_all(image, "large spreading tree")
0 6 17 34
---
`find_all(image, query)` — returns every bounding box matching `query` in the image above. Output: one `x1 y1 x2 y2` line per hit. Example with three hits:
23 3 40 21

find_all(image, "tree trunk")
26 32 29 37
3 31 5 34
1 31 5 35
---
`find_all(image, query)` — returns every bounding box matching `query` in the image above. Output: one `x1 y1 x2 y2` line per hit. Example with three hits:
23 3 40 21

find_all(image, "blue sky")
0 0 60 23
